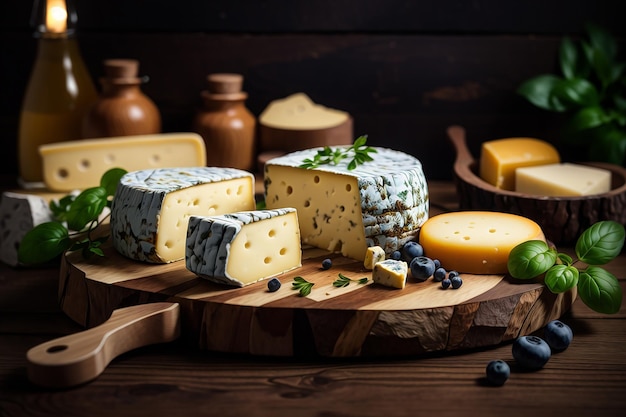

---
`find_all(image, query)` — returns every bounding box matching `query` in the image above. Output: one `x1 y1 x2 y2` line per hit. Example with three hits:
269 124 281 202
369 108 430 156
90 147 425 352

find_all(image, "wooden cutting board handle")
26 302 180 389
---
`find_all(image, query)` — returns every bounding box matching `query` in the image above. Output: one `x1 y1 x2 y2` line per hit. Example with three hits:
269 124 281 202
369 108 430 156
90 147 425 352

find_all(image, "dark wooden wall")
1 0 624 181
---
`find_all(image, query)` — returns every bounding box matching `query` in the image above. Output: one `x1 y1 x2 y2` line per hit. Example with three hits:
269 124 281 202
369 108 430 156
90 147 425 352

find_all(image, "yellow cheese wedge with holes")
419 211 545 274
479 138 560 191
39 133 206 191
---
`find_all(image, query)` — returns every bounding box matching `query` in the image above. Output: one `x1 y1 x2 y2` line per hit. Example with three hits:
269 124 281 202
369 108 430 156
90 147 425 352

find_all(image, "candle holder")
18 0 97 185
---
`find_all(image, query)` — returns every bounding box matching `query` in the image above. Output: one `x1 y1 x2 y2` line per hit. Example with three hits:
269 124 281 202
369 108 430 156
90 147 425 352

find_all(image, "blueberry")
409 256 435 281
267 278 281 292
433 267 446 282
391 250 402 261
441 277 451 289
402 241 424 262
485 360 510 386
321 258 332 270
512 335 551 370
448 270 459 279
433 259 441 269
450 275 463 289
544 320 573 352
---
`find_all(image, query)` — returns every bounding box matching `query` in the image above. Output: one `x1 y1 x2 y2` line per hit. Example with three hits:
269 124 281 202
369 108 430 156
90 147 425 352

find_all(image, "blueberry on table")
441 277 451 289
448 270 459 279
433 267 446 282
450 275 463 289
409 256 435 281
485 360 510 386
512 335 551 370
321 258 332 270
267 278 281 292
544 320 573 352
402 241 424 262
391 250 402 261
433 259 441 269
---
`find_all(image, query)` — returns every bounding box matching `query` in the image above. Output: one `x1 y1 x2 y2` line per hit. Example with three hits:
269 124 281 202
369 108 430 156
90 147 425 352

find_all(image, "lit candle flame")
46 0 68 33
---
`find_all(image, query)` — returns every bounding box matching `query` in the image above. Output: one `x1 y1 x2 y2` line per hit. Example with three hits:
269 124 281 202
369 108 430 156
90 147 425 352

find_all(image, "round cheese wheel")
419 211 545 274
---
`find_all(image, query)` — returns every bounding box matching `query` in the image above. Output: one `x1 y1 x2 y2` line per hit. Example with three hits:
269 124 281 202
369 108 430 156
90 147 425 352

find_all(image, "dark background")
1 0 625 181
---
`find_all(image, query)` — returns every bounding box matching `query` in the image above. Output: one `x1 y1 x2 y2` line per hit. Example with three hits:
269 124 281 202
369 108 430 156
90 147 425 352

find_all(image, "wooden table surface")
1 180 625 417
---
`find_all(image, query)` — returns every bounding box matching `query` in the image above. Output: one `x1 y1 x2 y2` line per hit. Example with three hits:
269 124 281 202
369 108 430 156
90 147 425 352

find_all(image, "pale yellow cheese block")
419 211 545 274
515 163 611 196
479 138 560 190
39 133 207 192
259 93 349 130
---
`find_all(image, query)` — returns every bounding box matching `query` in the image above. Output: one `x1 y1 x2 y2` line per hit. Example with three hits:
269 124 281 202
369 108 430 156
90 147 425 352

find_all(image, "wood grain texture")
2 181 626 416
58 240 575 357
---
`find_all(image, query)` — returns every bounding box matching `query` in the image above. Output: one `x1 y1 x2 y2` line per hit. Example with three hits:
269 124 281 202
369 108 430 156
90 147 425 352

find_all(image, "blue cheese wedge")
373 259 408 289
264 147 428 261
186 208 301 287
0 191 54 266
111 167 255 263
364 246 386 270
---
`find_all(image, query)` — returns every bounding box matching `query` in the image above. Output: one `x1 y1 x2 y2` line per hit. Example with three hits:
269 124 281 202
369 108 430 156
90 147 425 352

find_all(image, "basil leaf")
545 265 579 293
517 75 568 112
100 168 127 197
559 37 578 79
575 220 626 265
17 222 71 265
507 240 557 279
557 252 573 265
566 106 610 132
588 126 626 165
578 266 622 314
552 78 599 107
66 187 108 231
585 23 617 62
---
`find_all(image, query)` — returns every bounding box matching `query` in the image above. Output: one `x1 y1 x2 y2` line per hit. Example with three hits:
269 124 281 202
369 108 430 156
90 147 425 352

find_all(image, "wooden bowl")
447 125 626 245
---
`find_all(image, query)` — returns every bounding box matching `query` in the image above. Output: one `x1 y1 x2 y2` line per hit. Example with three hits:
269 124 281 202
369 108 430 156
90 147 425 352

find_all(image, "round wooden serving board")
58 243 576 358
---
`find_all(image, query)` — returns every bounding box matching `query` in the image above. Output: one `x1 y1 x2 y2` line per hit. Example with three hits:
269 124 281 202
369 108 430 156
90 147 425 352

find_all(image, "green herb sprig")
332 273 369 288
17 168 127 265
517 23 626 166
299 135 377 171
292 276 315 297
507 220 624 314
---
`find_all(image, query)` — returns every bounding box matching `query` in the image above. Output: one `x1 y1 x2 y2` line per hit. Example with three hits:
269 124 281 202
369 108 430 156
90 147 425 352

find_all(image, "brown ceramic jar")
192 73 256 171
81 59 161 138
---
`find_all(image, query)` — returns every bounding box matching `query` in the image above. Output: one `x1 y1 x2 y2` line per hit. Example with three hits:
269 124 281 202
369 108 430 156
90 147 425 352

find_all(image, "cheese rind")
186 208 301 287
40 133 207 192
515 163 611 196
0 191 54 266
479 138 560 190
264 147 429 261
372 259 408 289
111 167 255 263
364 246 386 270
419 211 545 274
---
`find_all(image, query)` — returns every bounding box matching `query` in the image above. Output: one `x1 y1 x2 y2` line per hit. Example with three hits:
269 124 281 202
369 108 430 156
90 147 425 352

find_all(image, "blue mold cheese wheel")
111 167 255 263
186 208 301 287
264 147 429 261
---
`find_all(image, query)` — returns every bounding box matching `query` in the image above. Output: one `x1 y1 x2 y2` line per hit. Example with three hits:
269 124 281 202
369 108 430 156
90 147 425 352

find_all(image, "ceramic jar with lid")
81 59 161 138
192 73 256 171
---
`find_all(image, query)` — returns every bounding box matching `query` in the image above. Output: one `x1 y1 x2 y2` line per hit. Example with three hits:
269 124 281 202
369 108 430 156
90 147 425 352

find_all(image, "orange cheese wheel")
418 211 545 274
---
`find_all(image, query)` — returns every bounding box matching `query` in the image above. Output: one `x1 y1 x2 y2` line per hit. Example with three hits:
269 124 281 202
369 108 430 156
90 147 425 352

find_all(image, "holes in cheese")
39 133 207 192
185 208 302 287
515 163 611 196
419 211 545 274
479 138 560 191
264 147 429 261
111 167 255 263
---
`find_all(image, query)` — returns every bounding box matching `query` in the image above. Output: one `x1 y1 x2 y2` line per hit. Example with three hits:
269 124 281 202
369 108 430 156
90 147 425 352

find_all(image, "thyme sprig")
299 135 377 170
292 276 315 297
332 273 369 288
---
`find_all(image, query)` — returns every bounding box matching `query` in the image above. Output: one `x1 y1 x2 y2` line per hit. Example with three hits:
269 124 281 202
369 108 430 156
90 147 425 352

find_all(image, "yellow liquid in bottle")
18 36 97 183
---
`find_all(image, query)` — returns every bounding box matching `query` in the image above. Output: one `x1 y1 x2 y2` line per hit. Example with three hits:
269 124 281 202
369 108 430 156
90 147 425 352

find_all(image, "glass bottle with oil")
18 0 97 184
